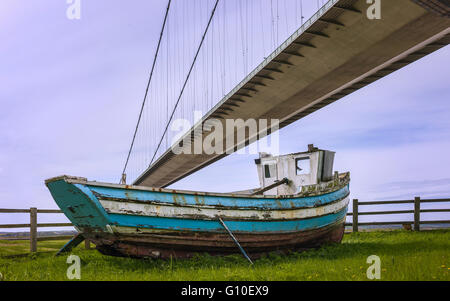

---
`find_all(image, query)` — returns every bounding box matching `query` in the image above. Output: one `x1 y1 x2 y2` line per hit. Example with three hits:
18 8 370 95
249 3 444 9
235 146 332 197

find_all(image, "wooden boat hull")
94 220 345 259
45 174 350 259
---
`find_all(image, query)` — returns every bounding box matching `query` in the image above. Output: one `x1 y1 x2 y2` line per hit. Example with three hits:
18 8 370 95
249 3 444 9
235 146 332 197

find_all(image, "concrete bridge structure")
134 0 450 188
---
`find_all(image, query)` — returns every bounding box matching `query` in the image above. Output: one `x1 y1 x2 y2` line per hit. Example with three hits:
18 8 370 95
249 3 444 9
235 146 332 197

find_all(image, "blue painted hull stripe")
108 207 348 233
85 184 349 210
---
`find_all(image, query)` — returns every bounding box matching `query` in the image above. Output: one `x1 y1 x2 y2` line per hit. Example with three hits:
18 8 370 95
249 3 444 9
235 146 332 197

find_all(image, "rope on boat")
218 217 253 265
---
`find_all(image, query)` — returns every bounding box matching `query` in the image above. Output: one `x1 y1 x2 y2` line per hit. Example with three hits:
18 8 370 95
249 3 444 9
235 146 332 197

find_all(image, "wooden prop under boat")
45 145 350 259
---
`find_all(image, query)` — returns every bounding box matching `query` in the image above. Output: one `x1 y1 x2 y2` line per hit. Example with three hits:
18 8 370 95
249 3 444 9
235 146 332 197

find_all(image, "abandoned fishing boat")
45 145 350 259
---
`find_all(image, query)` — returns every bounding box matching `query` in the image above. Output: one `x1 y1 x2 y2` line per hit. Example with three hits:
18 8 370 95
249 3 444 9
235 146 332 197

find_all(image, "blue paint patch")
87 184 349 210
46 180 109 231
107 208 348 233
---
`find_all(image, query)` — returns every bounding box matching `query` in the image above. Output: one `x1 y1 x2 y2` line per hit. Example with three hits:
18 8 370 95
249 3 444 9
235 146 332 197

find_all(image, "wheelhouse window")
295 157 310 175
264 164 276 178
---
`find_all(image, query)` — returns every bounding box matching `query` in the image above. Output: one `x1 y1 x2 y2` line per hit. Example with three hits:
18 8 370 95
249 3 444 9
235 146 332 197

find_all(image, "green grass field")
0 230 449 281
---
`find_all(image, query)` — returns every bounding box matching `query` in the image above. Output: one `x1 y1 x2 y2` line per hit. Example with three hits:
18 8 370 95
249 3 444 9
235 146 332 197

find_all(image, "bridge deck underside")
135 0 450 188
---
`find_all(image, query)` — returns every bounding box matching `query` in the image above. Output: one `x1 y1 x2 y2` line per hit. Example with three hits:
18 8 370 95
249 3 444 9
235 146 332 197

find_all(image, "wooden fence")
346 197 450 232
0 208 91 253
0 197 449 253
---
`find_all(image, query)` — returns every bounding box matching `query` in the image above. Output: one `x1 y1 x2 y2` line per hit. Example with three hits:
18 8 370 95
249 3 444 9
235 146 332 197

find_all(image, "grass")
0 239 68 257
0 230 449 281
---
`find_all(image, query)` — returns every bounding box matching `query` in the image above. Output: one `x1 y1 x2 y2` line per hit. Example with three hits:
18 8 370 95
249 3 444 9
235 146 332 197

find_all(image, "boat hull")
45 174 350 259
93 219 345 259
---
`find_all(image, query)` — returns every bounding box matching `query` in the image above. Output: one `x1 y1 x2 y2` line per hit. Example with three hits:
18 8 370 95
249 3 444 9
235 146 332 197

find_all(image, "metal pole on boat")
218 218 253 265
120 173 127 185
251 178 290 196
55 233 86 256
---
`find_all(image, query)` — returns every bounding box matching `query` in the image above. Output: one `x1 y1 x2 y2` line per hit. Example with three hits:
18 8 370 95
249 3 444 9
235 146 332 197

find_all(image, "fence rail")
346 197 450 232
1 197 449 253
0 207 91 253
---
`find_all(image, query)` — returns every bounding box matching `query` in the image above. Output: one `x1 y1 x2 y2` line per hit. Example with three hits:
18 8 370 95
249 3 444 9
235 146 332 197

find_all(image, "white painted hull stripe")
99 197 349 221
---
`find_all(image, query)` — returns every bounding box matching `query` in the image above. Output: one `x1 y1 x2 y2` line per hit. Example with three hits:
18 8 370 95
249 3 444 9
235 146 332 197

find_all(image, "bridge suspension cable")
124 0 321 183
120 0 172 183
148 0 220 167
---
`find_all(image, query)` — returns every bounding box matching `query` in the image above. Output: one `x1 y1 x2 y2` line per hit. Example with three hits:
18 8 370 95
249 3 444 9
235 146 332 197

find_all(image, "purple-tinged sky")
0 0 449 227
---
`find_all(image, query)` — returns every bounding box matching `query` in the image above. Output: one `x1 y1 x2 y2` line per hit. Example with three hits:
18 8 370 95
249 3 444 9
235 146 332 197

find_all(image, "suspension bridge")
121 0 450 188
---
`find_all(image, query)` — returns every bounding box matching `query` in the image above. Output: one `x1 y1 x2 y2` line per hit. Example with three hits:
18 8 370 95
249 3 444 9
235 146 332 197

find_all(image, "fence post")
85 239 91 250
352 199 358 232
30 207 37 253
414 196 420 231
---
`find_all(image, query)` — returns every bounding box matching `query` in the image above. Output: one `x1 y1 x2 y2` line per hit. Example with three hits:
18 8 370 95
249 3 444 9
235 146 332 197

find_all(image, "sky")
1 0 449 227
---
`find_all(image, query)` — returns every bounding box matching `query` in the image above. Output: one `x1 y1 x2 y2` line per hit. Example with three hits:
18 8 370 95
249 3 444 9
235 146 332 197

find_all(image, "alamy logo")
66 0 81 20
366 255 381 279
366 0 381 20
66 255 81 280
170 112 280 156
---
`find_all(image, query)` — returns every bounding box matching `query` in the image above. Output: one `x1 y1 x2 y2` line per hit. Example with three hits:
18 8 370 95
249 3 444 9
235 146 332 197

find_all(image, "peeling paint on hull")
92 220 346 259
45 174 350 259
99 197 349 221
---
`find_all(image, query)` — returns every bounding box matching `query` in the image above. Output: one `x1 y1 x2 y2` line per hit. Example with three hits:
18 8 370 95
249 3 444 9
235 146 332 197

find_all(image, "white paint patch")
99 197 349 221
